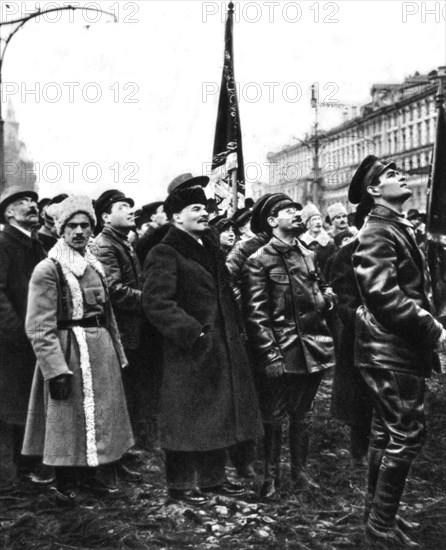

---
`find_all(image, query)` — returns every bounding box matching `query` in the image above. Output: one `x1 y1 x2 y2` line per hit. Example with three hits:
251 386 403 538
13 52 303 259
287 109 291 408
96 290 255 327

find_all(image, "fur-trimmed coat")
142 226 263 452
22 240 134 466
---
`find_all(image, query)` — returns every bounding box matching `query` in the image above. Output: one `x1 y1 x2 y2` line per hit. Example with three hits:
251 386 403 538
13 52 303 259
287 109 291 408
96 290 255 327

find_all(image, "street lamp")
0 4 116 194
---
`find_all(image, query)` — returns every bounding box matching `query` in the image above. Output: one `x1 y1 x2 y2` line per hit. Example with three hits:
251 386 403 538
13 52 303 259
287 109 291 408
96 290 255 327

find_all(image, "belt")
58 315 106 330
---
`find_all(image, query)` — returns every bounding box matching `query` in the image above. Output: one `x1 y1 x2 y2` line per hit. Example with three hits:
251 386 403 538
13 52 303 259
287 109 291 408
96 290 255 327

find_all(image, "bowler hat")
0 185 38 224
167 173 209 195
349 155 397 204
95 189 134 221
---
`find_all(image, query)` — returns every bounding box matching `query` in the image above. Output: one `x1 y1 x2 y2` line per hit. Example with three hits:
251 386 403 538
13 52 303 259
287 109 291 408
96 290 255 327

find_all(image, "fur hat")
300 203 321 226
164 186 208 219
55 195 97 236
327 202 347 221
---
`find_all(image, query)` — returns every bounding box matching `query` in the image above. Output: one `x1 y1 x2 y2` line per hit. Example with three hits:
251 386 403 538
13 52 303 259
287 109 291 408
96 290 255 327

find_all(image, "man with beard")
299 204 337 279
243 193 336 499
92 190 144 480
0 186 47 488
143 185 262 504
349 155 446 548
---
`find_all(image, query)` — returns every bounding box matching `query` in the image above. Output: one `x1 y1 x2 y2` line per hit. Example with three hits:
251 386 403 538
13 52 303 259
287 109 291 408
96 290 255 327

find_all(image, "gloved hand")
265 360 285 378
49 374 72 400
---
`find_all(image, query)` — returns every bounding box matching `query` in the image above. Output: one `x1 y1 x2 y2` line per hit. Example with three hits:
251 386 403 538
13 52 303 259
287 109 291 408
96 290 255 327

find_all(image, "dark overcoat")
353 205 443 376
142 226 263 452
329 241 373 426
0 225 46 424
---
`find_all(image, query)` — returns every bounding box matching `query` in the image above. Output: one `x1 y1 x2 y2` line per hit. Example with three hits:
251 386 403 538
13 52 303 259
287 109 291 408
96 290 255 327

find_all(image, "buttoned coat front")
0 225 46 424
142 226 263 452
242 237 335 374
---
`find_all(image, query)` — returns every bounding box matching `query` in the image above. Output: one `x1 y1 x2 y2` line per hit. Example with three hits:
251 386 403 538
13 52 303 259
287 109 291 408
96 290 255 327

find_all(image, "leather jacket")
353 205 443 376
242 236 336 374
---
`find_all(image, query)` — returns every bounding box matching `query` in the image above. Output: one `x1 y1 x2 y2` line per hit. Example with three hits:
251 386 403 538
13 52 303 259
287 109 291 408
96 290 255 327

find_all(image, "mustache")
198 217 209 223
27 208 39 216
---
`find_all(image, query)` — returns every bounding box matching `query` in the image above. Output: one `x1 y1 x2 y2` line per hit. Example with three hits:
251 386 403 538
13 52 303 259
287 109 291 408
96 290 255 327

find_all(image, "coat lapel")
162 226 215 274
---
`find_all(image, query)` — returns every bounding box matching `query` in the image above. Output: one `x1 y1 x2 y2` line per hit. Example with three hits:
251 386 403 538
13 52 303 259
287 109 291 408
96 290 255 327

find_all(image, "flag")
426 78 446 319
211 1 245 215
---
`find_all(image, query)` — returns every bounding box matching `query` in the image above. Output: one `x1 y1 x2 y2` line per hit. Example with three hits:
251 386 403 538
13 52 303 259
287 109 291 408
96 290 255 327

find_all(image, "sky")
1 0 445 206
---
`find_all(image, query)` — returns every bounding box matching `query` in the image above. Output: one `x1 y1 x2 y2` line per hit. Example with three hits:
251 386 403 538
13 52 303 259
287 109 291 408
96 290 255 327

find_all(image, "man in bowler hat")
0 186 48 488
349 155 446 547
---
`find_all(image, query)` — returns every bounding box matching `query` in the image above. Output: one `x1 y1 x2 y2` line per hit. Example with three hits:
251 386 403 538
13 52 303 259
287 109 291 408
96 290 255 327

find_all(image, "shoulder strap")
50 258 69 320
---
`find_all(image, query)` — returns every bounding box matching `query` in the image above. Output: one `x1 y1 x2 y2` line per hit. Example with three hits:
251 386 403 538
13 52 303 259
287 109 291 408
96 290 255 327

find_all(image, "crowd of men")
0 155 444 548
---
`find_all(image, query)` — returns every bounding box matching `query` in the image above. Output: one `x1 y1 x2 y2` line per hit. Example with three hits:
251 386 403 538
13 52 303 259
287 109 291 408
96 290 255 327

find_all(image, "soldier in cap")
142 185 262 504
0 186 49 489
242 193 336 499
349 155 446 547
92 190 147 478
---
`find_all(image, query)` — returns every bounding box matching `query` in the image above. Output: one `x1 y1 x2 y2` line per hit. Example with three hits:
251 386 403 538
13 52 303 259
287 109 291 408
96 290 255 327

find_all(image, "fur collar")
300 230 332 247
48 238 104 278
162 226 220 274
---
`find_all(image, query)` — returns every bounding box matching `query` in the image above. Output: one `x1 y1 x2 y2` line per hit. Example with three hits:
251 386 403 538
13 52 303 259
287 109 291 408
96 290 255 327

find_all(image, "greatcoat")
22 240 134 466
142 226 263 452
0 225 46 425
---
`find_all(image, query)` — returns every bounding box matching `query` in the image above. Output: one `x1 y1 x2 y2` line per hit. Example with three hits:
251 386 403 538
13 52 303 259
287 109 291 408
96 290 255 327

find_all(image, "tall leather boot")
366 456 419 548
260 424 282 499
289 420 319 490
363 447 384 523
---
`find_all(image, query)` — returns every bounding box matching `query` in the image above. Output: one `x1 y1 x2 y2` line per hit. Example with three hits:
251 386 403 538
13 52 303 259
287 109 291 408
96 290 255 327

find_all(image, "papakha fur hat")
55 195 97 236
327 202 347 221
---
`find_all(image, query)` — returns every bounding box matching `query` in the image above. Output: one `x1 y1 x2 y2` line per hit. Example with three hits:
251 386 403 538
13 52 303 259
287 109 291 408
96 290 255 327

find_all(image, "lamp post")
0 4 116 195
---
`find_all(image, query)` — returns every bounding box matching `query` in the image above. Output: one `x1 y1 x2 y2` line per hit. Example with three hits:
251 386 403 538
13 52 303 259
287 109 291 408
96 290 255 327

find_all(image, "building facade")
264 71 440 214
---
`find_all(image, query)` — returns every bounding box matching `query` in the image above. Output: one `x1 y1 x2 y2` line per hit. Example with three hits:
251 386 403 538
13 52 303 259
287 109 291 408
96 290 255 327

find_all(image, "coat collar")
100 225 131 246
369 204 413 229
48 238 105 278
162 225 217 273
270 235 310 256
300 229 331 247
3 224 36 248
